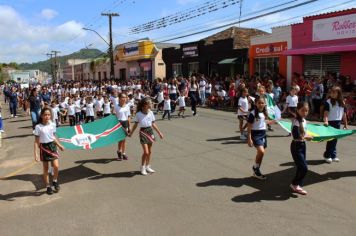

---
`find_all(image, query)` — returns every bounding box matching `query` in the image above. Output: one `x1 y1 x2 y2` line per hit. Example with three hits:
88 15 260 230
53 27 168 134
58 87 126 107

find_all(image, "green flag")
278 120 356 142
56 115 127 150
266 94 281 120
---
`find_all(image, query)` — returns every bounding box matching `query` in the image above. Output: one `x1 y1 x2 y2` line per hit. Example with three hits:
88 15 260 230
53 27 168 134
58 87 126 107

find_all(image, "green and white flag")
278 120 356 142
266 94 281 120
56 115 127 150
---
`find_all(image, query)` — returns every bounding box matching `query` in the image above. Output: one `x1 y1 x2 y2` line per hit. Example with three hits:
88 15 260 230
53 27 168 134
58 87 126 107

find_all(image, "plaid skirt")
40 142 59 162
139 127 155 145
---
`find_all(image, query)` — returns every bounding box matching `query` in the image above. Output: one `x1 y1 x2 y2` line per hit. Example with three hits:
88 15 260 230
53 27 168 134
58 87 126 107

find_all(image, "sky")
0 0 355 63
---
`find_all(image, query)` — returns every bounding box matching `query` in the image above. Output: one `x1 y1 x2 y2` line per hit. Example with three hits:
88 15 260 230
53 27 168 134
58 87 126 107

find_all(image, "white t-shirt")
103 102 112 114
325 99 345 121
237 97 249 116
86 103 95 116
95 99 104 112
248 111 267 130
51 107 59 121
110 96 119 106
134 110 155 128
67 104 76 116
74 100 82 113
199 80 206 91
168 84 177 94
217 90 227 97
178 96 186 107
156 91 164 103
34 122 56 143
163 99 171 111
114 104 131 121
286 95 298 108
205 83 212 94
60 102 68 111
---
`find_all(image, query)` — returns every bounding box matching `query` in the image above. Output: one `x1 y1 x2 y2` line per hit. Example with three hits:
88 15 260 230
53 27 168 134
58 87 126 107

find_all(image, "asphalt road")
0 103 355 236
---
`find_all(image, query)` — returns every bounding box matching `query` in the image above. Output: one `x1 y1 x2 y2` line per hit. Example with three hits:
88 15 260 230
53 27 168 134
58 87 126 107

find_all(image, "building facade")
163 38 248 79
283 8 356 79
115 40 166 81
250 26 292 87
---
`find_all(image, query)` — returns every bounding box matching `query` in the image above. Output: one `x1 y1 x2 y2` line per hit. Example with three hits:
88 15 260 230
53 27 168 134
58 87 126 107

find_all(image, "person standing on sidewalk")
29 88 43 130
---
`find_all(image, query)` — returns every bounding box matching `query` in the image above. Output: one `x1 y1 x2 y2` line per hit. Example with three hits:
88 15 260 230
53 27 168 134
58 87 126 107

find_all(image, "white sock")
53 179 57 183
254 163 260 168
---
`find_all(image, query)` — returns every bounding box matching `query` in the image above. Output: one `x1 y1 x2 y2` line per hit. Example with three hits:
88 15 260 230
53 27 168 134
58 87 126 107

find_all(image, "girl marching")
114 93 131 161
129 98 163 176
247 97 276 180
34 107 64 195
290 102 312 195
323 86 348 163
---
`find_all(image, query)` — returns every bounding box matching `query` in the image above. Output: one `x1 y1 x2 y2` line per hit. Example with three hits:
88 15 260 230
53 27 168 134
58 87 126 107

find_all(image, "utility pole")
51 50 61 83
46 53 54 82
101 12 119 80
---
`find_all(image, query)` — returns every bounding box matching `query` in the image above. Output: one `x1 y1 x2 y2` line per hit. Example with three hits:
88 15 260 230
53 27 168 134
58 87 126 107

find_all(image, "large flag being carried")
278 120 356 142
56 115 127 150
266 94 281 120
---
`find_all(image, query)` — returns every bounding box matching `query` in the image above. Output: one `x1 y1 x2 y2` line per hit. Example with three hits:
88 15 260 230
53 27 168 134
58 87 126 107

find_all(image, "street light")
82 27 109 46
83 27 114 82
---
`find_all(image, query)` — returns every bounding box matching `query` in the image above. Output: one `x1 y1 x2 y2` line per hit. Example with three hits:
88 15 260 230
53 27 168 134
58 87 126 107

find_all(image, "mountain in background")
19 48 105 73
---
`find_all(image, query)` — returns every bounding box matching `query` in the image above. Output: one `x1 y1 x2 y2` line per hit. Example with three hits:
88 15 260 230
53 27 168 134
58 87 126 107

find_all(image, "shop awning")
282 44 356 56
218 58 238 64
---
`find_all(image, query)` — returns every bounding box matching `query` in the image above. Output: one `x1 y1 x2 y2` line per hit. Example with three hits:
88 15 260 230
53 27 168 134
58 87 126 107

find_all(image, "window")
172 63 182 76
188 62 199 76
304 54 340 76
253 57 279 76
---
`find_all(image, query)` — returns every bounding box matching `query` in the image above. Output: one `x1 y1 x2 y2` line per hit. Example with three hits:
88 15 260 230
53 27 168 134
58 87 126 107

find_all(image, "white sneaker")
240 134 247 140
14 116 18 118
146 165 156 173
141 166 148 176
324 158 332 164
332 158 340 162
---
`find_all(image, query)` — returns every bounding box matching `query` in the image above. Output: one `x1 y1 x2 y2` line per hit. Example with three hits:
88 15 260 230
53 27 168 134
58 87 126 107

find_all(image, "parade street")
0 107 355 236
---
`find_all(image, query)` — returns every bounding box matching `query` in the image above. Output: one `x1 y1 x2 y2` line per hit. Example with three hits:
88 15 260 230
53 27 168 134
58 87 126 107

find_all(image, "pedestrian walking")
34 107 64 195
129 98 163 176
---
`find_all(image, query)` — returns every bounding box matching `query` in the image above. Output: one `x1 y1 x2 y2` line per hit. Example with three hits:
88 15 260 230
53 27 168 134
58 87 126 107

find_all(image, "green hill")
19 48 105 73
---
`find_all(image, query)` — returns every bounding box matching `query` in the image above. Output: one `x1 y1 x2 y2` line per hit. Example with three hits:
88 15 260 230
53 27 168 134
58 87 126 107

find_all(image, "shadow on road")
0 165 101 201
9 119 30 123
18 125 33 129
88 171 140 180
3 133 34 139
280 160 326 166
206 136 246 145
75 158 117 165
197 168 356 203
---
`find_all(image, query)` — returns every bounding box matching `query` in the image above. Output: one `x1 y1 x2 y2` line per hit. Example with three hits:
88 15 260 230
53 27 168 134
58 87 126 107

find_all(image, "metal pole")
101 13 119 80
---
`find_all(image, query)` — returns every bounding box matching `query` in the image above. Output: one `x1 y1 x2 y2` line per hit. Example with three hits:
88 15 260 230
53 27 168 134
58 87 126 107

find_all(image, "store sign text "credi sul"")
255 44 287 55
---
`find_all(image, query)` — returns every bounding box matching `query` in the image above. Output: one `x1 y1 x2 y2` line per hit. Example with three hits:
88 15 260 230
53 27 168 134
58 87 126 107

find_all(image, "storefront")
163 38 248 78
250 26 292 86
283 9 356 79
115 40 166 81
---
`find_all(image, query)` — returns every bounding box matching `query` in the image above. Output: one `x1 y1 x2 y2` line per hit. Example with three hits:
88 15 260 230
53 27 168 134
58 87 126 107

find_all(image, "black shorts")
251 130 267 148
287 107 297 118
40 142 59 162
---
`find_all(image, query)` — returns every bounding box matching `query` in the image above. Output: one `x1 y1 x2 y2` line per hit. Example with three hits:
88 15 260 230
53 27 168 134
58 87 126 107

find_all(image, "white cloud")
41 8 58 20
0 5 86 63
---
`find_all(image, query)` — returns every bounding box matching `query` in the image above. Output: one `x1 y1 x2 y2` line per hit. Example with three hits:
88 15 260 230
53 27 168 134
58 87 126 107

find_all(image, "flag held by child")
278 120 356 142
56 115 127 150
